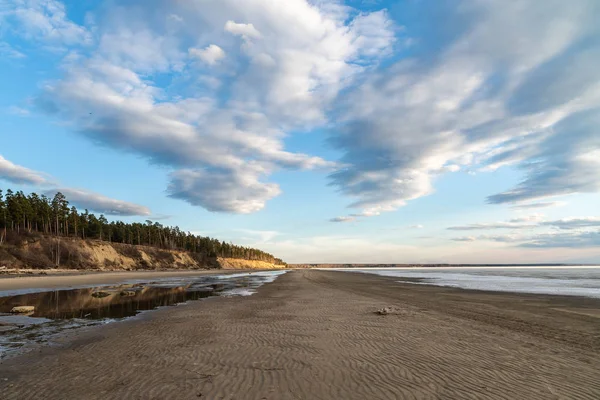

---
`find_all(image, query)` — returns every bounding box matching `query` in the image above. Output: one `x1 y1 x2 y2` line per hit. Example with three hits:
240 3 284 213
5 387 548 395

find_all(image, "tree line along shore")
0 188 285 270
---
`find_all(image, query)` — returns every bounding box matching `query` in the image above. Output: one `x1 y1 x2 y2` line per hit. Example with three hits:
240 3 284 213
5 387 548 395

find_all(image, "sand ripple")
1 270 600 399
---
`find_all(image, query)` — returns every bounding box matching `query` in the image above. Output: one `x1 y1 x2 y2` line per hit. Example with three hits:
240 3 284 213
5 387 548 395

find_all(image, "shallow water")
336 266 600 298
0 270 287 358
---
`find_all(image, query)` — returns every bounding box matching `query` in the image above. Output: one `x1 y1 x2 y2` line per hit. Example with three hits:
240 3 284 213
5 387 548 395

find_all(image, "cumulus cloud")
46 188 151 216
224 21 262 39
189 44 225 65
33 0 396 214
1 0 91 45
328 0 600 216
0 155 52 185
167 168 281 214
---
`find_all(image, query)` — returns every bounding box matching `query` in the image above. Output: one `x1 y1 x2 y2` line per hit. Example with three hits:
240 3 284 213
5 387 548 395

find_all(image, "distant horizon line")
291 264 600 267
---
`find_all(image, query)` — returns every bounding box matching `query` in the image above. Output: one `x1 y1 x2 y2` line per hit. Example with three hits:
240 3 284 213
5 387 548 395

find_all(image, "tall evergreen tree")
0 186 286 265
0 189 5 245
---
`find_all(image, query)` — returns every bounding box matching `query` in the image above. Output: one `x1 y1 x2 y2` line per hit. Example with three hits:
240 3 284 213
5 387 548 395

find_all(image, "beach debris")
10 306 35 314
91 291 111 298
375 307 395 315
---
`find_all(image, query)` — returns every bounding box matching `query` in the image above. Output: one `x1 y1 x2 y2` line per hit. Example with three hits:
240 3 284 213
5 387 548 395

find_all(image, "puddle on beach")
0 271 286 358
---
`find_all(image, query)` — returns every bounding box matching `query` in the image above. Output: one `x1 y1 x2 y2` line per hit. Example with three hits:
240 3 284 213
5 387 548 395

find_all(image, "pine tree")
0 189 5 245
0 186 286 265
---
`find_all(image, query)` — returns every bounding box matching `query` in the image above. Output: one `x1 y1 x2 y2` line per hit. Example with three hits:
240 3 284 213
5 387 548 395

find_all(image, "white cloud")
0 41 25 58
447 214 596 231
189 44 225 65
509 214 545 223
2 0 91 46
8 106 30 116
453 230 600 249
448 221 536 231
48 188 151 216
328 0 600 216
408 224 423 229
511 201 566 210
521 231 600 248
0 155 52 185
449 215 600 248
34 0 395 214
224 21 262 39
541 217 600 230
167 168 281 214
0 155 150 216
451 236 476 242
97 28 183 74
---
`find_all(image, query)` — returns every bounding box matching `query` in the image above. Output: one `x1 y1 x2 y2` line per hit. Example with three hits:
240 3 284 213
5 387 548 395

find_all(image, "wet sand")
0 270 237 293
1 269 600 399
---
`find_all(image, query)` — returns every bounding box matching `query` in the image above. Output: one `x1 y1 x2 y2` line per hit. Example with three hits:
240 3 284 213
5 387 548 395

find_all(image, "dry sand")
1 269 600 399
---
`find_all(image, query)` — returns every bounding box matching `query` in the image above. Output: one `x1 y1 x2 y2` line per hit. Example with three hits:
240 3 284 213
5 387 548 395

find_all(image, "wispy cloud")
330 216 356 223
541 217 600 230
7 106 30 116
511 201 566 210
0 42 26 59
453 231 600 249
448 222 536 231
47 188 151 216
0 155 53 185
328 0 600 216
449 216 600 232
0 155 150 216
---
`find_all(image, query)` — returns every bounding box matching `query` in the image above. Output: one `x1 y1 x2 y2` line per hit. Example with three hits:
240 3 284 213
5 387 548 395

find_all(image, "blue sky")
1 0 600 263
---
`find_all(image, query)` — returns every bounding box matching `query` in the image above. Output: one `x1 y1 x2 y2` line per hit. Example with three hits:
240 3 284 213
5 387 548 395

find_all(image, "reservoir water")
337 266 600 298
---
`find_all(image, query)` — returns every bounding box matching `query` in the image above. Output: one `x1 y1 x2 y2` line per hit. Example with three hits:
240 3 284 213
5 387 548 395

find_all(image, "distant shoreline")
293 263 599 268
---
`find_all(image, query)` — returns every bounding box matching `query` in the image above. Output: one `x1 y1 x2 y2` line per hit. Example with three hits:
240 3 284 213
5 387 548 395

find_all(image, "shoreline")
2 270 600 399
0 269 251 294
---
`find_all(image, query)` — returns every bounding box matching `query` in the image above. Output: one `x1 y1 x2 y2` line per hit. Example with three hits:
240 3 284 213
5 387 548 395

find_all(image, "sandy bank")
1 270 599 399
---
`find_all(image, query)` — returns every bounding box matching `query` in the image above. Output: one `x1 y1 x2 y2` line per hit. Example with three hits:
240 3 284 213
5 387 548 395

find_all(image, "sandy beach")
1 269 600 399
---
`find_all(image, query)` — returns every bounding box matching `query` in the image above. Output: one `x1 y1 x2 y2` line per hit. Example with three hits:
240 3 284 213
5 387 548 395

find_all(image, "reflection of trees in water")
0 285 220 320
0 275 270 321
